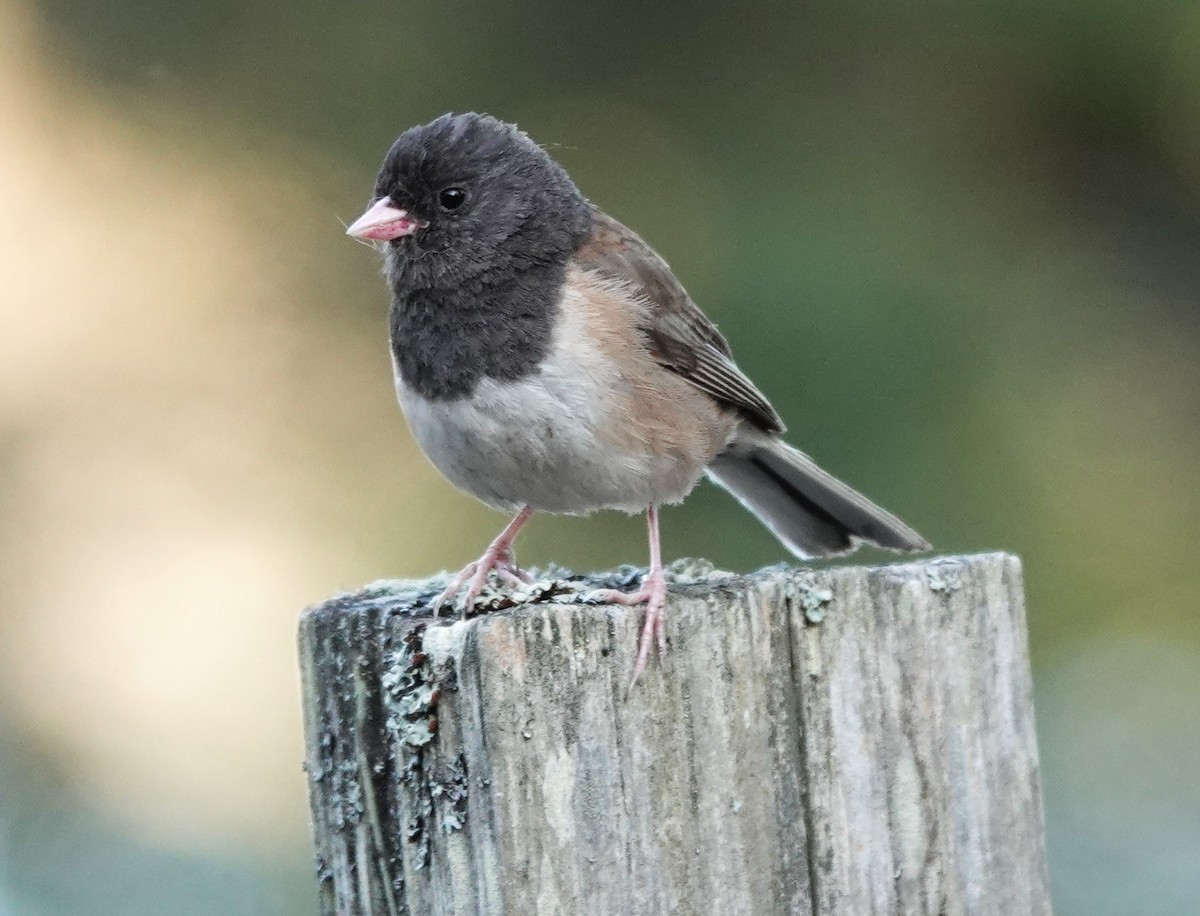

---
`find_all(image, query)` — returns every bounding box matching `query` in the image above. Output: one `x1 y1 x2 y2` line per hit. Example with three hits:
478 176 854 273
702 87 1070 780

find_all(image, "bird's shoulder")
573 209 730 352
570 207 785 434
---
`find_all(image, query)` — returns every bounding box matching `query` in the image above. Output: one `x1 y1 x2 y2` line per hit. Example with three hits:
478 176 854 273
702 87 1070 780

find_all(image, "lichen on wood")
299 554 1050 916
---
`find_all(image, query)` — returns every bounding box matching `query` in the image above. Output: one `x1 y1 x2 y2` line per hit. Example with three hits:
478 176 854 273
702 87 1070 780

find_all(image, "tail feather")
705 438 929 559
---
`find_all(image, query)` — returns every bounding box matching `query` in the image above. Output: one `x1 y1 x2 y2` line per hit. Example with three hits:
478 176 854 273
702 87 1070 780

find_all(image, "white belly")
394 317 716 514
396 370 695 515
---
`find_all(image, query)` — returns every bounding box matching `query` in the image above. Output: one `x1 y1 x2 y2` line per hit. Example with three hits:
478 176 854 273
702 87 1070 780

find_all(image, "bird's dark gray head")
353 113 591 291
348 114 594 401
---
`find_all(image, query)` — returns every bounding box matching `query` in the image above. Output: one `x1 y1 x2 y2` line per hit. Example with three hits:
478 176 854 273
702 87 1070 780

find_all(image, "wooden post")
299 553 1050 916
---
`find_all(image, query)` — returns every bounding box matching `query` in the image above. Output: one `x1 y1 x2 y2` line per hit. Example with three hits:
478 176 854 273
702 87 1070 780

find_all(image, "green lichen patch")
431 754 469 834
786 572 835 624
925 561 964 595
664 557 736 584
380 623 442 868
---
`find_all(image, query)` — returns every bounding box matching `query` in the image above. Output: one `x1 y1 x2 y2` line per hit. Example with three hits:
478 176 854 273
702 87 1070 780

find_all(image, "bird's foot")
431 546 532 615
587 566 668 689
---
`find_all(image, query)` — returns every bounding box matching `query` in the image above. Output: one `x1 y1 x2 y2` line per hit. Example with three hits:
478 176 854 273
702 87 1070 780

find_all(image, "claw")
429 507 534 614
496 566 533 589
586 572 668 689
431 562 478 615
432 548 530 615
586 505 668 693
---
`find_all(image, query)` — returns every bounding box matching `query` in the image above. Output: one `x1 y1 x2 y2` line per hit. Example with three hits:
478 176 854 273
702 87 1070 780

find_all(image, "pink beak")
345 198 424 241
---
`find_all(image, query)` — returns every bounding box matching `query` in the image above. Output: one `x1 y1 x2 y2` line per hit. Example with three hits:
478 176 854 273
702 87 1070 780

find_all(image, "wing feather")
573 210 785 434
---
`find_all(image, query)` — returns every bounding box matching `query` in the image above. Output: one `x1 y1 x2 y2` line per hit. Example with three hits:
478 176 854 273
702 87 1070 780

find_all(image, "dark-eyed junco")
347 112 929 684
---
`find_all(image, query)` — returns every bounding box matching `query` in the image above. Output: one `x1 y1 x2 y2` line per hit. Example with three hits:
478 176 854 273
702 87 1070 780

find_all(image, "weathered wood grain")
299 553 1049 916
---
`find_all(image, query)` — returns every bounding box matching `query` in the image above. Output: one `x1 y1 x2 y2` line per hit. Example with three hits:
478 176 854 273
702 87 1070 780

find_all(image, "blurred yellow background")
2 0 1199 912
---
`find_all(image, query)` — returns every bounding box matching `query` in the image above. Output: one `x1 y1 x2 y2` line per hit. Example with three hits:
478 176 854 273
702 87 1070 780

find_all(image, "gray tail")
705 438 930 559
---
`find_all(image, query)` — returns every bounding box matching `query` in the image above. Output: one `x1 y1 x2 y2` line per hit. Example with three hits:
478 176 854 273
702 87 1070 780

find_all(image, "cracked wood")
299 553 1051 916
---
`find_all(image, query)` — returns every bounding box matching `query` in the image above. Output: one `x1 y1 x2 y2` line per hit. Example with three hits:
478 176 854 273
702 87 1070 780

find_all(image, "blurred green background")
2 0 1198 912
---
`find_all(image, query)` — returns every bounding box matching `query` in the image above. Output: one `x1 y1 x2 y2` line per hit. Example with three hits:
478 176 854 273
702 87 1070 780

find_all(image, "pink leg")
587 505 668 689
432 506 535 614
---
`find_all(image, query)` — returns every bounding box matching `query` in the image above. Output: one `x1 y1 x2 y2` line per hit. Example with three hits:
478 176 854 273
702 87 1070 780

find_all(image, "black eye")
438 187 467 211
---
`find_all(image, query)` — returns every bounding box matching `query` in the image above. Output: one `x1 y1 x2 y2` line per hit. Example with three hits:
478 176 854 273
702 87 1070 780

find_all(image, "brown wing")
574 209 785 434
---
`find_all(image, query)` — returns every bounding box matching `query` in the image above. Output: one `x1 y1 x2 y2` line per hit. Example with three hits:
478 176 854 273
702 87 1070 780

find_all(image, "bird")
346 112 929 685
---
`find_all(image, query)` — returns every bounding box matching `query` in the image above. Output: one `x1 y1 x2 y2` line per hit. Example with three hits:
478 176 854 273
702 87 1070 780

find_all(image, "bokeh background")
2 0 1199 912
